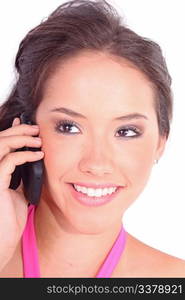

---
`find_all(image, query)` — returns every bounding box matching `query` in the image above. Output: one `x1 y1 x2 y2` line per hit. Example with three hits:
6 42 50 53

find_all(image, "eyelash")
54 119 142 139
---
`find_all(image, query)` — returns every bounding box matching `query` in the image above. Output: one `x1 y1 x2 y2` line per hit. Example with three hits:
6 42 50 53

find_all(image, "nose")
79 140 114 177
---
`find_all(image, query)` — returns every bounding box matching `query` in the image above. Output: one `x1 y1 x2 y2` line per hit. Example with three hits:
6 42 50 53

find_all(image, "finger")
0 150 44 191
12 117 21 127
0 135 42 160
0 123 39 137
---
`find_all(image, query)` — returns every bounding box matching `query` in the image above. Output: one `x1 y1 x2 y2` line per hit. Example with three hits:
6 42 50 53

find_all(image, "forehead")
42 51 155 114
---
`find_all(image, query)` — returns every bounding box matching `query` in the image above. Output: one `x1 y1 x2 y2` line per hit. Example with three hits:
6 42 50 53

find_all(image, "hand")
0 117 44 271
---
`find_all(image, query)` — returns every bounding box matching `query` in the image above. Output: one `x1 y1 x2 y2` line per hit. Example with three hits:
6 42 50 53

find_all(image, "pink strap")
96 226 126 278
21 205 40 278
22 205 126 278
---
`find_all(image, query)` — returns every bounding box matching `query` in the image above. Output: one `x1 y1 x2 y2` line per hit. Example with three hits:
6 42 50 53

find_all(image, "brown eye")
55 119 80 134
116 126 142 138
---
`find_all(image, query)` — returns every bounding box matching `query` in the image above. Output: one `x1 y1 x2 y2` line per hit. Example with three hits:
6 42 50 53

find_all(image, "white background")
0 0 184 259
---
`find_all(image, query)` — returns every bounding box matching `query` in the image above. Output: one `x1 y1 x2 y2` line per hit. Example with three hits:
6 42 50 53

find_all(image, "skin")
1 51 185 277
34 50 168 277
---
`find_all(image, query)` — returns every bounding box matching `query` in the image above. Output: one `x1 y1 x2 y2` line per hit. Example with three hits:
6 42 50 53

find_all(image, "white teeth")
73 184 117 197
94 188 103 197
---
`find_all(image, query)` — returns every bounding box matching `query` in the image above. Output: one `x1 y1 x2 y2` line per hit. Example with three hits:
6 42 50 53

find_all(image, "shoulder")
113 232 185 277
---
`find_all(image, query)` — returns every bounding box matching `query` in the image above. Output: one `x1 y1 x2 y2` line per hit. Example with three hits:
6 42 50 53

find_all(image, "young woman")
0 0 184 277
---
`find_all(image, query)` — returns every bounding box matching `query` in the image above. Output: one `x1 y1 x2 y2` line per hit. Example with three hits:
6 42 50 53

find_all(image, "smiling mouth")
68 183 123 207
71 183 119 196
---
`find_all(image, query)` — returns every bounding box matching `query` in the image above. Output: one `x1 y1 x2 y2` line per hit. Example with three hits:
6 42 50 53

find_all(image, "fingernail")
35 137 41 141
12 117 19 126
35 151 44 156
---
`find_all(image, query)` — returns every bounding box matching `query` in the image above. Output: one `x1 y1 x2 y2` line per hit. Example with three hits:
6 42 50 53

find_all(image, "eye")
54 119 80 135
54 119 142 138
115 126 142 138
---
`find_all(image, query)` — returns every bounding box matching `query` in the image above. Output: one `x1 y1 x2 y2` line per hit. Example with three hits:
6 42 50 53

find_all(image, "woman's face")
35 51 166 233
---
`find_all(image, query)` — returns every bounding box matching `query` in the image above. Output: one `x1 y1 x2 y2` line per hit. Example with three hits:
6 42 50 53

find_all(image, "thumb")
16 179 24 194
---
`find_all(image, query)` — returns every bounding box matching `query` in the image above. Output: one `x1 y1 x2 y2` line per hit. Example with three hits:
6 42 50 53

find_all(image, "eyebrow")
49 107 148 121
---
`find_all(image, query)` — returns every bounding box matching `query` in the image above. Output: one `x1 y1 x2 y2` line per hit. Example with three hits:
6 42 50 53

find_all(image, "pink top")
21 204 127 278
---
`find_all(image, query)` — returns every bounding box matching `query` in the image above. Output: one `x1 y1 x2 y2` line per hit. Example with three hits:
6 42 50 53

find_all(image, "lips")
68 183 123 207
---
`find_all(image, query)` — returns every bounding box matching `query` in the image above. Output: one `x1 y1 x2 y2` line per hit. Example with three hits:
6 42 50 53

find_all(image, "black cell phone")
9 112 44 205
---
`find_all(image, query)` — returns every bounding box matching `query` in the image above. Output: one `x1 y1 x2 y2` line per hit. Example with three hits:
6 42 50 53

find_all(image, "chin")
65 209 117 235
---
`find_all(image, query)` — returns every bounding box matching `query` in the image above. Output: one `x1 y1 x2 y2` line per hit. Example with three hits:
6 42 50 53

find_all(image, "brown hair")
0 0 173 138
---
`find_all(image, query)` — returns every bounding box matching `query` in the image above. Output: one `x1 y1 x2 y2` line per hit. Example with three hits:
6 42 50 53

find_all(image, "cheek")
118 137 157 187
41 134 81 174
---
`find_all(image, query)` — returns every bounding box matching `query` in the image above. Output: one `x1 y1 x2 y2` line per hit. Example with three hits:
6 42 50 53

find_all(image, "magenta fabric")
21 204 126 278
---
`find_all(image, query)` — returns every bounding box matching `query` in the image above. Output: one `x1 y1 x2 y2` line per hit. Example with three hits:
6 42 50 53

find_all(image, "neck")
34 199 123 277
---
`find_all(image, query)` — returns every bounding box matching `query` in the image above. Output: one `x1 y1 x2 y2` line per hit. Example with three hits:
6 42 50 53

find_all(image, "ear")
155 135 167 161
